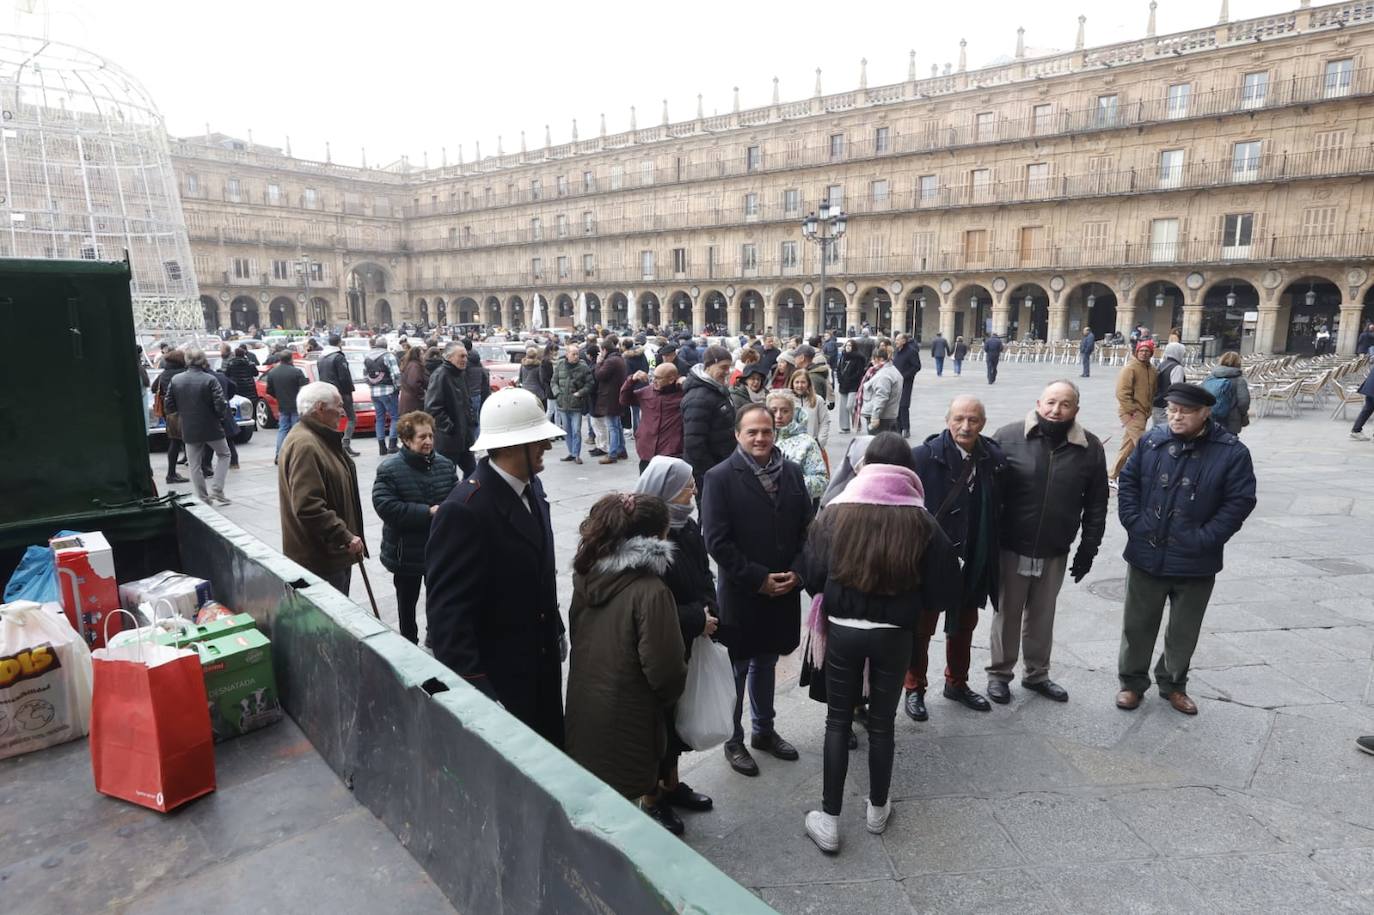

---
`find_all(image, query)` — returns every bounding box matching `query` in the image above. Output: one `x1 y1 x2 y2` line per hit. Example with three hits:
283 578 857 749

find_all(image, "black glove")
1069 553 1094 583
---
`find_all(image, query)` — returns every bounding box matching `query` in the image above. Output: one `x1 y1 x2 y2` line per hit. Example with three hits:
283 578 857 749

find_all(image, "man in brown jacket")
278 381 366 594
1111 340 1157 485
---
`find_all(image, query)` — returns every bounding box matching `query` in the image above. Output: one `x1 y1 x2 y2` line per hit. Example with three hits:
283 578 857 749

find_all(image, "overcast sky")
17 0 1296 168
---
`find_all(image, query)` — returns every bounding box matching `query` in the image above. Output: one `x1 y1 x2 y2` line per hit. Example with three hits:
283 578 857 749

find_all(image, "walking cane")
356 557 381 619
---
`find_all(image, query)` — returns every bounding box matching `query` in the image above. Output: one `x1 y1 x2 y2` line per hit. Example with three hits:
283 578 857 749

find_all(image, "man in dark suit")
702 404 814 777
426 388 569 747
905 396 1007 722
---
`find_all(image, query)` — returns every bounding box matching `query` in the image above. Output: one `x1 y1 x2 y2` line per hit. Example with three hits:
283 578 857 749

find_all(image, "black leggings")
823 624 910 816
166 439 183 478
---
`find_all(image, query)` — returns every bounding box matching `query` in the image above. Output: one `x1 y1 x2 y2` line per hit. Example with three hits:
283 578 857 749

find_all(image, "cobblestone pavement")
164 358 1374 913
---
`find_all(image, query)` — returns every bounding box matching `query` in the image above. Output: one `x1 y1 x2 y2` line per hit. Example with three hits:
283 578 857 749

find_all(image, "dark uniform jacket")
1118 421 1257 578
983 336 1005 362
426 459 565 746
371 446 457 576
912 430 1007 621
702 448 814 659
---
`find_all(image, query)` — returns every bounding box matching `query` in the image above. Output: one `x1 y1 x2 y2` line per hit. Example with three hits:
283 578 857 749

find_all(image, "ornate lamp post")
802 198 848 332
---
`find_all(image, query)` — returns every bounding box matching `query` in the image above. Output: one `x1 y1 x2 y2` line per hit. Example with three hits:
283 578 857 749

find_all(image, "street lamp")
1154 284 1166 308
802 198 848 333
1305 284 1317 307
295 252 314 328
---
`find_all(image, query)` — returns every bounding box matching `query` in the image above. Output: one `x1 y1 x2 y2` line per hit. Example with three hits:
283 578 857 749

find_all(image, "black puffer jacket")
680 367 736 482
993 411 1109 561
224 355 259 398
662 519 716 652
836 347 867 394
371 446 458 575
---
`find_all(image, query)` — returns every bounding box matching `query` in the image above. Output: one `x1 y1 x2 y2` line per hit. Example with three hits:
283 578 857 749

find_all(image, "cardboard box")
194 629 281 742
50 532 120 649
151 613 256 649
118 571 213 622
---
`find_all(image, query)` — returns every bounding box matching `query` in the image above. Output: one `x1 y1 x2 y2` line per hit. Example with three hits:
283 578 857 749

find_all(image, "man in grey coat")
166 347 231 505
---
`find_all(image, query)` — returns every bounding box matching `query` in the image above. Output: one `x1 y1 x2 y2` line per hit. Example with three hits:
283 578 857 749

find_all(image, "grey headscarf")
634 455 695 528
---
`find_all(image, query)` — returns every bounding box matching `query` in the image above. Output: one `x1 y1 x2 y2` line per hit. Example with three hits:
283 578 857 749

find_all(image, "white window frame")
1240 71 1268 110
1232 140 1262 182
1325 59 1355 99
1166 83 1191 120
781 240 798 269
1221 213 1254 260
1158 149 1185 189
1149 218 1180 263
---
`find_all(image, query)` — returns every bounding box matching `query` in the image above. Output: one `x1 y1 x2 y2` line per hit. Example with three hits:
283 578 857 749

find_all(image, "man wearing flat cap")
1115 382 1257 716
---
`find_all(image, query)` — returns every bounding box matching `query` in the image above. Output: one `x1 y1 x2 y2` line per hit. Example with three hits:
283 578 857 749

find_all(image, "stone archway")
308 297 330 326
555 293 575 323
1008 283 1050 341
822 287 848 333
1066 281 1117 338
903 285 938 340
1201 279 1259 354
200 295 220 333
507 295 525 331
484 296 501 326
377 298 394 327
668 290 693 329
417 297 430 325
456 297 480 323
584 292 603 326
608 292 629 327
268 296 297 329
1279 275 1343 355
949 284 994 340
346 261 392 328
638 291 662 328
856 286 891 335
702 289 727 332
775 287 805 339
1133 280 1186 339
230 295 259 332
739 289 764 334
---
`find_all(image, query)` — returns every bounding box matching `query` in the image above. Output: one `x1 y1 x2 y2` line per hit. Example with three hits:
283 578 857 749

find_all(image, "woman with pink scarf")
800 433 960 854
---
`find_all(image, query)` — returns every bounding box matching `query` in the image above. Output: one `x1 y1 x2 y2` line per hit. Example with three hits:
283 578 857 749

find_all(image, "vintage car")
254 354 376 434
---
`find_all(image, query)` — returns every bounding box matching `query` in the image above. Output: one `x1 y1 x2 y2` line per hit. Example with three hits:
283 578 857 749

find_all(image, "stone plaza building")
177 0 1374 355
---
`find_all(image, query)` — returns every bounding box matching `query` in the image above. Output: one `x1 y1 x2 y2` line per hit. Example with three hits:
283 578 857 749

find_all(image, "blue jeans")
935 356 945 376
1081 352 1092 377
469 394 483 436
731 653 779 741
374 392 399 441
275 412 298 454
953 359 963 375
606 415 625 457
560 409 583 457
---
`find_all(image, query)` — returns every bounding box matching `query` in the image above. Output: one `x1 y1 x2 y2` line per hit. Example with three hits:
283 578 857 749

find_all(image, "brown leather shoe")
1165 692 1198 715
598 455 616 464
1115 689 1142 710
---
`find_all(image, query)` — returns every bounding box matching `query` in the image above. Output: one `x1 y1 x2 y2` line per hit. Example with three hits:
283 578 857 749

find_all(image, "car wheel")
235 428 254 444
256 399 277 429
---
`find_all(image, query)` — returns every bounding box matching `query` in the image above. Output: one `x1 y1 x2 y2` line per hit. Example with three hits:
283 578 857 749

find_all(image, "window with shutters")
1025 163 1050 197
969 168 992 203
746 145 762 172
826 184 844 208
1095 94 1118 127
1232 140 1262 182
1324 59 1354 99
185 174 201 196
1220 213 1254 259
1314 130 1347 171
1166 83 1191 120
1087 156 1113 193
303 187 319 209
921 119 941 147
975 112 995 141
640 160 655 186
582 171 595 192
781 241 798 269
1149 218 1180 262
531 257 543 278
530 217 542 240
272 259 290 280
232 257 252 279
917 174 939 204
786 138 802 162
583 211 595 234
672 248 687 274
267 183 281 205
610 163 624 190
866 237 883 270
829 133 845 160
783 188 801 216
556 214 568 238
912 232 935 271
1301 206 1338 238
557 256 571 279
583 253 595 275
640 250 655 278
530 178 543 200
871 179 890 206
1083 221 1108 252
1241 71 1268 109
824 237 842 266
874 126 891 153
1158 149 1185 189
963 229 988 265
226 177 242 203
193 254 213 278
744 192 759 217
556 175 569 197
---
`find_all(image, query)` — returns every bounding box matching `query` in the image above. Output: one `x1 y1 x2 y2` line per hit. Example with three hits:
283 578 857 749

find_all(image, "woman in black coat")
635 457 718 834
372 411 457 644
835 340 868 435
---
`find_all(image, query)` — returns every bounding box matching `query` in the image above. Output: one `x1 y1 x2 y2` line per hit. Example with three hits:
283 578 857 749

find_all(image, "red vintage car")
254 355 376 434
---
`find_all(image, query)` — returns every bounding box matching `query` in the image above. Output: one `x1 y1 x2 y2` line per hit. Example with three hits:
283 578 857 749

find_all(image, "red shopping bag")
89 616 215 813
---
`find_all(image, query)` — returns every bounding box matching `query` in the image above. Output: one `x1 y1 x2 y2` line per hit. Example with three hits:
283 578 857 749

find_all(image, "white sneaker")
804 810 840 853
1351 432 1370 441
866 799 892 835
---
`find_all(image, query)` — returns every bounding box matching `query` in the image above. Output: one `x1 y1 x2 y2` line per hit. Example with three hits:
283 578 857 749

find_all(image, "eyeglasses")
1164 405 1202 416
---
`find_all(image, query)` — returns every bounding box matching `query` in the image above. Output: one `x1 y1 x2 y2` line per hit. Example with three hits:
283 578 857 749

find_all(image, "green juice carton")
194 628 283 741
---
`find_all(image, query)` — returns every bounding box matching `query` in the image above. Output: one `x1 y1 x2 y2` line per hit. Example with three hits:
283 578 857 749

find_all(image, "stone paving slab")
164 360 1374 912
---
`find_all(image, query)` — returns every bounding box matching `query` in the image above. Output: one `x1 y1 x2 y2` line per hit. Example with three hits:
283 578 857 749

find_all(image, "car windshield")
474 345 507 363
345 355 369 383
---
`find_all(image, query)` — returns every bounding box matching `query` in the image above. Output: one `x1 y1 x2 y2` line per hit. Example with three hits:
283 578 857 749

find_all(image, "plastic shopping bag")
0 600 94 761
90 612 216 813
675 636 735 751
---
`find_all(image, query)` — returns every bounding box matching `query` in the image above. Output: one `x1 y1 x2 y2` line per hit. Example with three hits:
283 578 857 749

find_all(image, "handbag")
674 636 735 751
89 610 216 812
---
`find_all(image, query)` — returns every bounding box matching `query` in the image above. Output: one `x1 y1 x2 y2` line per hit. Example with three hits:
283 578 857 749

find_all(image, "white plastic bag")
675 636 735 751
0 599 94 760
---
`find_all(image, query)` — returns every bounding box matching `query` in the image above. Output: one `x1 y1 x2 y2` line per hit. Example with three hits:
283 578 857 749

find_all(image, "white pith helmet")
470 387 565 452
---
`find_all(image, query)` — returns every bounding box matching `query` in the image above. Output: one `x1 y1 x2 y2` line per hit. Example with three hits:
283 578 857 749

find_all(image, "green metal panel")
0 258 154 541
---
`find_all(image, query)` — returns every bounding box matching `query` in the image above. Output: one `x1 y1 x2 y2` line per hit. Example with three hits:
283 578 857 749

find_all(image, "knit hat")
1135 339 1156 354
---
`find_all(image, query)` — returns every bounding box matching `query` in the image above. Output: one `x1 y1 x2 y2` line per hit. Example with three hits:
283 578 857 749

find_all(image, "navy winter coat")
1118 422 1257 578
372 446 457 575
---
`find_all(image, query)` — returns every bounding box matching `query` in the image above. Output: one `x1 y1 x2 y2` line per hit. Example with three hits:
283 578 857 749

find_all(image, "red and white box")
51 532 121 649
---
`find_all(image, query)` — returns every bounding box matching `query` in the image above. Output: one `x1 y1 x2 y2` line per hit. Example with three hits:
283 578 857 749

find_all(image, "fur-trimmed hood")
576 536 676 606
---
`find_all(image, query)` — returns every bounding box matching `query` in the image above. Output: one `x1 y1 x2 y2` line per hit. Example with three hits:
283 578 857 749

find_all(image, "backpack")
1201 376 1235 422
364 352 393 386
1154 359 1181 407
